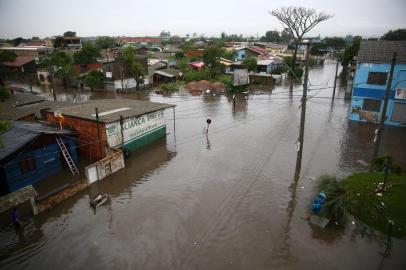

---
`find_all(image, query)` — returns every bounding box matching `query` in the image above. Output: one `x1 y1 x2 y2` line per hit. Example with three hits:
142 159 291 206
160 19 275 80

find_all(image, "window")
19 157 36 174
391 102 406 123
367 72 387 85
362 99 381 112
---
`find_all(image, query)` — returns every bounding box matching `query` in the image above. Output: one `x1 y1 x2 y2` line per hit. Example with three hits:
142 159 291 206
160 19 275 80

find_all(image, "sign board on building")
105 72 112 78
395 88 406 100
233 69 249 86
105 109 166 148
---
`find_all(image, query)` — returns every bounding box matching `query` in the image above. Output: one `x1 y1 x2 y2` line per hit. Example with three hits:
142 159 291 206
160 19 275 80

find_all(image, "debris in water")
357 193 361 196
194 242 198 245
376 193 383 197
351 221 355 225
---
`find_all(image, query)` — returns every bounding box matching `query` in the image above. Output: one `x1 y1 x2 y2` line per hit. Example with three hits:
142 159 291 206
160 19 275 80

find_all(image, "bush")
183 69 211 82
314 175 347 227
271 65 287 75
371 156 403 174
159 81 184 91
292 67 304 79
0 86 11 101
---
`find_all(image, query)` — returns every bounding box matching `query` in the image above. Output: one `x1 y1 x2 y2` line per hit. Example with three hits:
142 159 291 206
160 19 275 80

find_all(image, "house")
3 56 37 74
0 92 67 122
254 42 288 55
119 37 161 47
102 56 148 90
257 58 282 74
63 36 82 50
43 99 175 159
234 46 276 61
0 121 78 195
349 40 406 127
153 68 183 84
188 61 205 70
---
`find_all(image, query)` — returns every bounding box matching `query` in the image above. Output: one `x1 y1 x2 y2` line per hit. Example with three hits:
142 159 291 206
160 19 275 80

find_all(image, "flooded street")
1 60 406 270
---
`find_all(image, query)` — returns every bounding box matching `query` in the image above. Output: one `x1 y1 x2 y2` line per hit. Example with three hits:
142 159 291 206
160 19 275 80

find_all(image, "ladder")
56 137 79 175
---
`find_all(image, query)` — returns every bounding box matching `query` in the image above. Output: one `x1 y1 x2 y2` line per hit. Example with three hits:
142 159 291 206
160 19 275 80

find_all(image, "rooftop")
0 121 75 162
46 99 175 123
357 40 406 64
0 92 67 121
4 56 36 67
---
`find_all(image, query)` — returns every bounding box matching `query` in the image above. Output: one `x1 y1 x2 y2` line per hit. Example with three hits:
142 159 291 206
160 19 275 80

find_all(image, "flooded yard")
1 61 406 269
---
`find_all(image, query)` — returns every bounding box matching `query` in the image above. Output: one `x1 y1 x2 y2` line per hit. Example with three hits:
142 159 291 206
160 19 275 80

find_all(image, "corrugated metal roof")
0 92 67 121
46 99 175 123
0 121 75 161
358 40 406 64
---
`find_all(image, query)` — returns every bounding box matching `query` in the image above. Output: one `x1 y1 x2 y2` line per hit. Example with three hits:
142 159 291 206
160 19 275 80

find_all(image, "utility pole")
332 56 339 100
371 52 396 166
295 43 311 174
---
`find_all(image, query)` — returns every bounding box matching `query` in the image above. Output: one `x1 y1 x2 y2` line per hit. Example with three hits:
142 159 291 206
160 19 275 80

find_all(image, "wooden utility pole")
332 57 339 99
371 52 396 165
295 43 311 174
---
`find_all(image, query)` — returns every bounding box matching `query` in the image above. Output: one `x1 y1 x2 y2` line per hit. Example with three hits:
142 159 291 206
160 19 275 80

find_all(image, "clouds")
0 0 405 38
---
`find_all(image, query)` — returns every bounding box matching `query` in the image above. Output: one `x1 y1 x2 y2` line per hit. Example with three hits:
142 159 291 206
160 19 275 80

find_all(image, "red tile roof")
247 46 268 55
4 56 36 67
24 40 45 47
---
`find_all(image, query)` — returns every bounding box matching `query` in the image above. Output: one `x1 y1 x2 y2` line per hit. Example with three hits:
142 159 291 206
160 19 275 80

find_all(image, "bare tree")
269 7 333 74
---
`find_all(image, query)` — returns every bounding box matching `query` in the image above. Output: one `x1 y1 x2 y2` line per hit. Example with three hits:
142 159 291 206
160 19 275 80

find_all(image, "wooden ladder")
56 137 79 175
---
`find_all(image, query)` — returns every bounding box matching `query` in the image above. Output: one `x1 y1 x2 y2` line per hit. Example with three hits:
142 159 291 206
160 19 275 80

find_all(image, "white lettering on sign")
105 110 166 148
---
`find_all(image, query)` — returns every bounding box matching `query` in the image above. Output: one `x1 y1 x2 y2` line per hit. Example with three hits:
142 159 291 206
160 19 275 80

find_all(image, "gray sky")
0 0 405 39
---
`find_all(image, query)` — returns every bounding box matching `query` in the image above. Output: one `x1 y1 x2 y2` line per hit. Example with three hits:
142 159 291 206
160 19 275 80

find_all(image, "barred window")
362 99 381 112
367 72 387 85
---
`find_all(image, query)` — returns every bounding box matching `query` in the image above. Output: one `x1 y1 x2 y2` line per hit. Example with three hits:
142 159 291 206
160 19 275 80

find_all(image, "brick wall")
44 112 108 160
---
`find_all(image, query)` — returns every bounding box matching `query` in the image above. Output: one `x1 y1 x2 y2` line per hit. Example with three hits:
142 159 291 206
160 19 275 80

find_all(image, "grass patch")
343 172 406 239
158 81 184 91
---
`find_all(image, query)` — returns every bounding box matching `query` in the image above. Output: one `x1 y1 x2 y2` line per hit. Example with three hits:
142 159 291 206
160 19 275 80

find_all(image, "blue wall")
234 49 246 60
3 137 78 192
349 63 406 127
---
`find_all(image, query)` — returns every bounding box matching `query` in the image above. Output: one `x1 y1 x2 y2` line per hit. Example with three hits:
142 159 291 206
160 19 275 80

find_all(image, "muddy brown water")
1 61 406 269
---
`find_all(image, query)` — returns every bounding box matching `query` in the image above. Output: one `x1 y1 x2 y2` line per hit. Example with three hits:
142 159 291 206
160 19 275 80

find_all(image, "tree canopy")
260 31 281 43
243 57 258 72
74 42 100 65
381 29 406 41
63 31 76 37
323 37 347 49
84 70 104 90
0 51 17 85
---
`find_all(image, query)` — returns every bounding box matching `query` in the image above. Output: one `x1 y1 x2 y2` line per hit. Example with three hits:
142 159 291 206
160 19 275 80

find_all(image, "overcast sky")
0 0 405 39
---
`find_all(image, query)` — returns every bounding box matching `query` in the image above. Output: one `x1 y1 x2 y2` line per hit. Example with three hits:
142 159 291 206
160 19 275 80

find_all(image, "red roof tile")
4 56 36 67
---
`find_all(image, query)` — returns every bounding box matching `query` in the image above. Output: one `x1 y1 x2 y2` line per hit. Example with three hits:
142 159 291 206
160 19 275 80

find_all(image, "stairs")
56 137 79 175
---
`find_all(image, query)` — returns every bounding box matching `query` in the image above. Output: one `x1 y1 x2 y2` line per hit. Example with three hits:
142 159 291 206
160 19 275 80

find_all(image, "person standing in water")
12 207 23 228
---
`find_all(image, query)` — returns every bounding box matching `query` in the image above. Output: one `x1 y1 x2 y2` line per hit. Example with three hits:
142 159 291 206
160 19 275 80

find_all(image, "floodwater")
1 60 406 270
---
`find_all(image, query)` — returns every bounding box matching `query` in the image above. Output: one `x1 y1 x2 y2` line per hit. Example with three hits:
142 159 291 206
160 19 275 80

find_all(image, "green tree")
39 51 77 88
342 36 362 67
260 30 281 42
84 70 104 91
202 45 225 79
95 36 116 61
63 31 76 37
0 51 17 86
54 36 65 49
175 51 184 59
121 47 146 90
243 56 257 73
324 37 347 49
381 29 406 41
74 42 100 65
